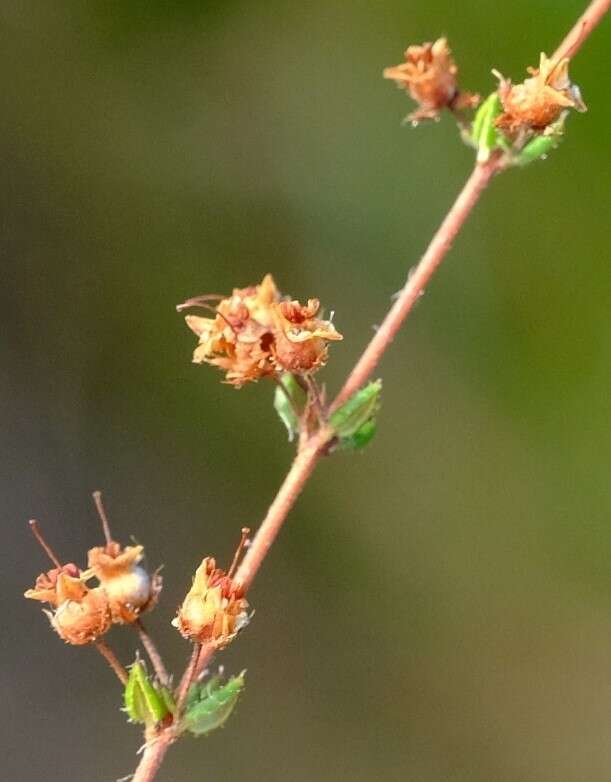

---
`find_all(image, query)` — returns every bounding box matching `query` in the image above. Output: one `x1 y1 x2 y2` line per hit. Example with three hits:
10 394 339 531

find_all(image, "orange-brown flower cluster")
496 53 586 134
182 274 342 387
173 557 249 649
383 38 479 122
25 505 161 645
26 566 112 645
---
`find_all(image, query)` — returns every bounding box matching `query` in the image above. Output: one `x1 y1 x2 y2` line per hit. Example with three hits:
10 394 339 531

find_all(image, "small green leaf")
274 373 307 441
329 380 382 450
470 92 507 162
184 673 222 712
513 119 565 166
124 660 170 726
183 672 246 737
339 416 377 450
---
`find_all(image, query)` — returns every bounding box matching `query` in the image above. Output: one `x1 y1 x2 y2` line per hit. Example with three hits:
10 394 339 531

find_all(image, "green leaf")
329 380 382 450
184 672 222 712
274 373 307 441
470 92 507 162
513 118 565 167
183 672 246 737
339 416 377 450
124 660 170 726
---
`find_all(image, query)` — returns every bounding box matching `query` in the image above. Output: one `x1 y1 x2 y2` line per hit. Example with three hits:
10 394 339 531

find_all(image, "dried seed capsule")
173 557 249 649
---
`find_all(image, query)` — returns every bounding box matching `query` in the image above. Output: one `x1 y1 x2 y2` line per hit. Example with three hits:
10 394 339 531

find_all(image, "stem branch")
552 0 611 61
331 156 502 412
129 2 609 780
135 619 171 687
95 640 128 685
174 643 201 718
235 435 330 591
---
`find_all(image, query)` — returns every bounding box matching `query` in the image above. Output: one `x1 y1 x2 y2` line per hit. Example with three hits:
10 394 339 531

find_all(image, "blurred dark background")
2 1 611 780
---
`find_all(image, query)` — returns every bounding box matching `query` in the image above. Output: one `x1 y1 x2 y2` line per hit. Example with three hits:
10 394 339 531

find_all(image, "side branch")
135 620 170 687
95 640 128 685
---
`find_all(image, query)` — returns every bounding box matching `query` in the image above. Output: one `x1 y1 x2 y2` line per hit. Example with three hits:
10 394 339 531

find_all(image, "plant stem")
132 733 175 782
191 159 503 685
331 156 502 412
174 643 201 717
130 2 609 779
129 156 501 782
95 640 128 685
236 433 333 590
552 0 611 61
135 619 170 686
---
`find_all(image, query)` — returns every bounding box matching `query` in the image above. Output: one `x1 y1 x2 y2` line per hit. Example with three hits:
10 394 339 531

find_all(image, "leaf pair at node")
274 373 383 451
124 661 245 737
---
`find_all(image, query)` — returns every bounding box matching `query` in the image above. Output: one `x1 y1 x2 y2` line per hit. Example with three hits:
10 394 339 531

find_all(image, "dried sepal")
24 563 81 606
383 37 479 123
495 53 586 135
173 556 249 649
179 274 342 387
271 299 342 374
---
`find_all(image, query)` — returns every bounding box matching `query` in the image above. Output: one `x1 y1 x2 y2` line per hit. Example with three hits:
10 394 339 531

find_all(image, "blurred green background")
2 1 611 780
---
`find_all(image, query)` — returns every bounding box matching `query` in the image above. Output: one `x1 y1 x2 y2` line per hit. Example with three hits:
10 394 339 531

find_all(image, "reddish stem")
95 640 128 685
131 732 175 782
135 619 171 687
552 0 611 61
331 156 502 413
131 2 609 780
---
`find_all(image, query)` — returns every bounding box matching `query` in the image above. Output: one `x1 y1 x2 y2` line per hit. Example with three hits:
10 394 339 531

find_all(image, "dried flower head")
271 299 342 374
24 519 112 645
179 274 342 386
24 563 81 606
495 53 586 134
86 492 162 624
383 37 479 122
87 543 161 624
45 573 112 645
173 557 249 648
173 529 250 649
